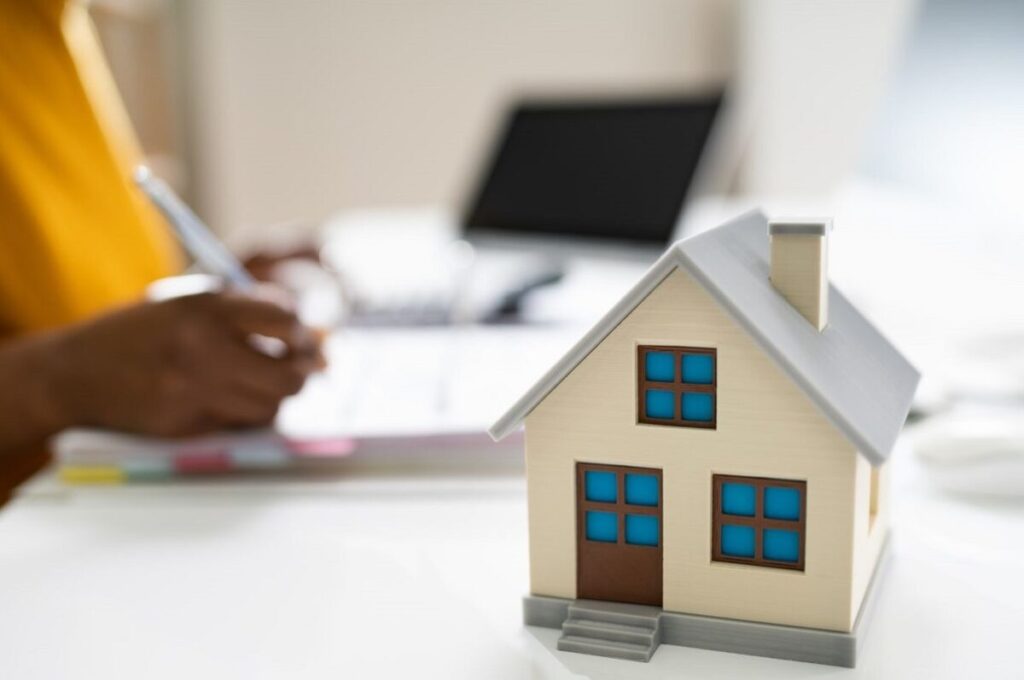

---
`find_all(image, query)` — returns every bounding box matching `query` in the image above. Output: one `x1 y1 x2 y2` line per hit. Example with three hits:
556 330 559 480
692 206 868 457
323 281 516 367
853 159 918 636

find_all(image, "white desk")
5 185 1024 678
1 437 1022 680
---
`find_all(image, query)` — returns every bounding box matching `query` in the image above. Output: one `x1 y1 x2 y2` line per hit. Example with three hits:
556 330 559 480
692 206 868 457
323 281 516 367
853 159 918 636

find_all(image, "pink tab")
284 437 357 458
174 449 232 473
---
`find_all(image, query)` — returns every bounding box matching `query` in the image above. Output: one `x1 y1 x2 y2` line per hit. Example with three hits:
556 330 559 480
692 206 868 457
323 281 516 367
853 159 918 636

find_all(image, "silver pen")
133 165 256 290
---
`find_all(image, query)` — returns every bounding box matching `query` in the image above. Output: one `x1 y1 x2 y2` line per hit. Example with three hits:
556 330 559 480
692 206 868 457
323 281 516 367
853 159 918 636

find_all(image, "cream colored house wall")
523 266 867 632
850 456 890 619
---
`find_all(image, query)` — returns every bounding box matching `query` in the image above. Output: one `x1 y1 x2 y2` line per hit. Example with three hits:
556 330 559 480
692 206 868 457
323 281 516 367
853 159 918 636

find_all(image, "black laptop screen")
464 96 721 246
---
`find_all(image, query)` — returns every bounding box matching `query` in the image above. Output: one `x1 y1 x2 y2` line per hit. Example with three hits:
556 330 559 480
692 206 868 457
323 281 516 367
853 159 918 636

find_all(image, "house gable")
527 265 855 470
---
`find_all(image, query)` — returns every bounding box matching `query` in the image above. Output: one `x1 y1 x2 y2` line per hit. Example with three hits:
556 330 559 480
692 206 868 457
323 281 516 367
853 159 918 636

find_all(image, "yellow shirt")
0 0 182 337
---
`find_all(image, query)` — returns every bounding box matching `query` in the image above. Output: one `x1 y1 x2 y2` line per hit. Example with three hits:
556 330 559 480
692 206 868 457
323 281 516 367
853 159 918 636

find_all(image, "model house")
488 210 919 667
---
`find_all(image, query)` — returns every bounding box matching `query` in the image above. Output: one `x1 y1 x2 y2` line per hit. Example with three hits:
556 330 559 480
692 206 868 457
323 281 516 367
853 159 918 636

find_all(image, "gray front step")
568 599 661 628
558 635 654 662
562 618 657 646
557 599 662 662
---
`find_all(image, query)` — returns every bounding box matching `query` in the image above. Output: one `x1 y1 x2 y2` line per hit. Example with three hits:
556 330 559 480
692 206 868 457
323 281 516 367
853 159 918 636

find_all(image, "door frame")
575 462 663 606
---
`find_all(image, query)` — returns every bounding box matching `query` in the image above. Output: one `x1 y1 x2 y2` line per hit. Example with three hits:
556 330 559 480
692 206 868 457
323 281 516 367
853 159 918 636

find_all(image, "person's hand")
242 245 321 282
45 289 324 437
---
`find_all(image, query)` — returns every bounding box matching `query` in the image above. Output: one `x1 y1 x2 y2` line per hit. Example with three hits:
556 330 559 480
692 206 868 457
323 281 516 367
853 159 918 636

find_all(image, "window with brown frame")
637 346 716 428
711 474 806 571
577 463 662 548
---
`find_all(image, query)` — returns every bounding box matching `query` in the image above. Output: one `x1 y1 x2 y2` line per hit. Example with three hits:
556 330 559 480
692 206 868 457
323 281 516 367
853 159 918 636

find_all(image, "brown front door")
576 462 663 606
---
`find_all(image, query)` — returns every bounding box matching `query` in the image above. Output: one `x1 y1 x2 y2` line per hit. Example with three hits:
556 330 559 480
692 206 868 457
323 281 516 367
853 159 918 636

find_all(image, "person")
0 1 322 502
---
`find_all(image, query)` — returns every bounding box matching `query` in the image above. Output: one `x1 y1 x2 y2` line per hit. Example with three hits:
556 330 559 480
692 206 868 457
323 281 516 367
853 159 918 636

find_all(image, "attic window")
637 346 716 429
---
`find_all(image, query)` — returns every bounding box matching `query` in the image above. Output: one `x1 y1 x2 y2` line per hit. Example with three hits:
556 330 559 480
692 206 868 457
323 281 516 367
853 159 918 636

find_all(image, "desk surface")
1 439 1022 680
4 187 1024 678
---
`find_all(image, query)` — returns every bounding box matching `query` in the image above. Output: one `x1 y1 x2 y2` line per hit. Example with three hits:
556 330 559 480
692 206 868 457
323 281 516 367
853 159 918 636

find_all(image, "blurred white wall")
732 0 918 195
173 0 920 240
175 0 736 238
863 0 1024 222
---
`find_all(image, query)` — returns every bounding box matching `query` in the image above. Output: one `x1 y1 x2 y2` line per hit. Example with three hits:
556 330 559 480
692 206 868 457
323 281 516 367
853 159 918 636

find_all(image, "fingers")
242 246 321 282
222 341 315 400
204 387 282 428
154 287 327 434
177 358 304 433
217 287 321 356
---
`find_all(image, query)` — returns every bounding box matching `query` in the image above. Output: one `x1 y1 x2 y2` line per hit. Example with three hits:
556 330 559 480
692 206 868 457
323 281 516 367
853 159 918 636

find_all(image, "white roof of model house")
489 210 920 466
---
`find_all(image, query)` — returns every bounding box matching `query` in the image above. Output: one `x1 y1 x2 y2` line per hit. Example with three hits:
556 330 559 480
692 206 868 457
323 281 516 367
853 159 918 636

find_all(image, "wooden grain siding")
524 267 869 633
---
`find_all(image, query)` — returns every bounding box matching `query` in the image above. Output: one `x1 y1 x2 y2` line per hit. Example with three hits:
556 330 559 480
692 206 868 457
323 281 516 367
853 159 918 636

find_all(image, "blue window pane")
764 486 801 521
681 392 714 421
645 390 675 419
585 511 618 543
763 529 800 562
625 514 659 546
625 474 659 506
721 524 755 558
645 351 676 382
584 470 617 503
682 354 714 384
721 482 755 516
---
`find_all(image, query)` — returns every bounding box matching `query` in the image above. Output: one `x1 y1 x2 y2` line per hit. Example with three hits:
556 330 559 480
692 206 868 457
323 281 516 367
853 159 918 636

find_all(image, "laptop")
332 93 725 325
464 95 723 255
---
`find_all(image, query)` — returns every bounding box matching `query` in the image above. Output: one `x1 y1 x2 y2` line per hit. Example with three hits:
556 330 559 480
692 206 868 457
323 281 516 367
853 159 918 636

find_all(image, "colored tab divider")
59 466 125 485
284 437 357 457
229 440 292 467
57 437 358 485
173 449 232 474
121 456 174 481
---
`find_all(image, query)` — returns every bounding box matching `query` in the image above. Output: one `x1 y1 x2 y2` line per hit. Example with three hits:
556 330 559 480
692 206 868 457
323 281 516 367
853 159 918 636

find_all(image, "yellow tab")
59 466 125 485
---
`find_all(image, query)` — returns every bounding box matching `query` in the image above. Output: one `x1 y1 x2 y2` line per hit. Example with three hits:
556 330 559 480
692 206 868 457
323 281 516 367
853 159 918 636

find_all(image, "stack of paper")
53 429 356 484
